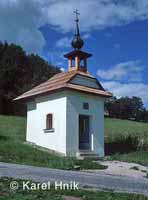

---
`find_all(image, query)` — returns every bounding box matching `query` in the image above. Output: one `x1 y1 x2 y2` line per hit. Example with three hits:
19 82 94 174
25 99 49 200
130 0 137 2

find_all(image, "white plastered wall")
26 91 67 155
66 90 105 157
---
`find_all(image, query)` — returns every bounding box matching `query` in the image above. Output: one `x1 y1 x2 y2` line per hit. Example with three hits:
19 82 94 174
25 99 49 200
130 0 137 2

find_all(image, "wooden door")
79 115 90 150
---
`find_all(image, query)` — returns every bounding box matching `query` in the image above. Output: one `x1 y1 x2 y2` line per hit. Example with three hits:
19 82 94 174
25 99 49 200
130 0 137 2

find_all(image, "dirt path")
84 161 148 179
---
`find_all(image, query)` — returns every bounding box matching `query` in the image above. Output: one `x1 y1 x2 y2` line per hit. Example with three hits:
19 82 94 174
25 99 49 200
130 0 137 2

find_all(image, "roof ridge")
14 70 112 101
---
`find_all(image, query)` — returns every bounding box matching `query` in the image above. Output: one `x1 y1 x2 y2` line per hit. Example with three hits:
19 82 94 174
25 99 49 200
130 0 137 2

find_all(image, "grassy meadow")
105 118 148 146
0 115 148 167
105 118 148 165
0 115 106 170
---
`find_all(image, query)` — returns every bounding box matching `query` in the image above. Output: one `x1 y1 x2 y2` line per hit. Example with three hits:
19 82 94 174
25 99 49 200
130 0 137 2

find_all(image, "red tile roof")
14 70 112 101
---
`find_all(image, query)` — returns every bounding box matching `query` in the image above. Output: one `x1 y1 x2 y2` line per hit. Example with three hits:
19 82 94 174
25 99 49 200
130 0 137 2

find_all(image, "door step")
76 150 101 160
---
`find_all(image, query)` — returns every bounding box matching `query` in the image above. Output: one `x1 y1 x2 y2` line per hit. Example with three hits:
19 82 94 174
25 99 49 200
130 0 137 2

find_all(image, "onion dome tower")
64 9 92 73
71 10 84 50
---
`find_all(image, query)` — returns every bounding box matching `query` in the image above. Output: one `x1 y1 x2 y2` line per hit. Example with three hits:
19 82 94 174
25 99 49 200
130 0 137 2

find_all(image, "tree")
0 42 61 115
105 96 117 117
142 109 148 123
105 96 145 121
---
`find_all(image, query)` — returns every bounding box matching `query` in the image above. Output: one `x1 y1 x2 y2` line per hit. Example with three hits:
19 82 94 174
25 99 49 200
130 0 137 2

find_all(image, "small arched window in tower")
80 59 83 67
44 113 54 132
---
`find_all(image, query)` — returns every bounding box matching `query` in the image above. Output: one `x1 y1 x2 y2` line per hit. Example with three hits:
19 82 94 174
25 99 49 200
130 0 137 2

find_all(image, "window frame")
83 102 89 110
43 113 54 133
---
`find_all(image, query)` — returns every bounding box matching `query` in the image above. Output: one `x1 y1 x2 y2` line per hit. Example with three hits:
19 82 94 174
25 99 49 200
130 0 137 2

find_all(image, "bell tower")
64 9 92 73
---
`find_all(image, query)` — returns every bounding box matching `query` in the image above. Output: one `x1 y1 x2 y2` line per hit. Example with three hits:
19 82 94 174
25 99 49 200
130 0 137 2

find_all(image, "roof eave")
14 86 112 102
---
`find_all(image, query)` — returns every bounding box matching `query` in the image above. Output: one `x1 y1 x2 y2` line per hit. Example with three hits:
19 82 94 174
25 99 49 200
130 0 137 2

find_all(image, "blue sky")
0 0 148 107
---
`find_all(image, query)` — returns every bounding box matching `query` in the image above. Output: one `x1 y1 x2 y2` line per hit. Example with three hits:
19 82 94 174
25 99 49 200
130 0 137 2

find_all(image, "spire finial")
71 9 84 50
74 9 80 36
74 9 80 22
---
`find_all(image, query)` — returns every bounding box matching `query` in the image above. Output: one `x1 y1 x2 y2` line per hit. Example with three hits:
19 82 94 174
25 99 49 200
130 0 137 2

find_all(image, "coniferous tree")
0 42 61 115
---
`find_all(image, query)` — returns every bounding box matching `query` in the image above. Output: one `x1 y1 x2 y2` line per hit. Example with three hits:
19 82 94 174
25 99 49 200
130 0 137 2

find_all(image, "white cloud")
45 0 148 32
1 0 148 52
0 0 46 53
83 33 92 39
103 81 148 104
98 60 148 104
47 50 67 67
55 37 71 48
97 61 143 82
60 67 65 72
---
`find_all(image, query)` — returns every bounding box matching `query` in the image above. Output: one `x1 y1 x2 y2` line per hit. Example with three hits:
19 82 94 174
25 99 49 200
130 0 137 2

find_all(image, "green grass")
105 118 148 147
104 118 148 166
0 115 148 168
0 177 148 200
108 151 148 166
0 115 106 170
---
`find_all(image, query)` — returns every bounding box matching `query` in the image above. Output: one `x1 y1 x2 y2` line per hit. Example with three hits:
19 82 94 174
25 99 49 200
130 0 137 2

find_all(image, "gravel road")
0 162 148 195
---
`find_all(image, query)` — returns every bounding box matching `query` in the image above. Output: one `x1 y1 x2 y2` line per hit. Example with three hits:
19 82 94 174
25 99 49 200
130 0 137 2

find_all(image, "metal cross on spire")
74 9 80 22
73 9 80 36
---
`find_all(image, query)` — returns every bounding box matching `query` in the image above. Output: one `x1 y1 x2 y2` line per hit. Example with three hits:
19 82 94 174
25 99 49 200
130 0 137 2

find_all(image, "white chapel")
15 12 112 158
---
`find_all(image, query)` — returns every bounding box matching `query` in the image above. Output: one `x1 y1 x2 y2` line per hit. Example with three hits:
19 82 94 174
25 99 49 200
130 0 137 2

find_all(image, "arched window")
46 114 53 130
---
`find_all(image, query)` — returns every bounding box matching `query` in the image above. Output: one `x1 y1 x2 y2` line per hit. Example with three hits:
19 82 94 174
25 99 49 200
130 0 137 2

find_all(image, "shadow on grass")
0 135 9 141
105 135 139 155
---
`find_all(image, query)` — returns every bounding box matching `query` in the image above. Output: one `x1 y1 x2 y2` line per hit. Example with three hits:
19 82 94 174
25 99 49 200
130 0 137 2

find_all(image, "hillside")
1 115 148 143
105 118 148 145
0 42 61 115
0 115 105 170
0 115 148 166
105 118 148 162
